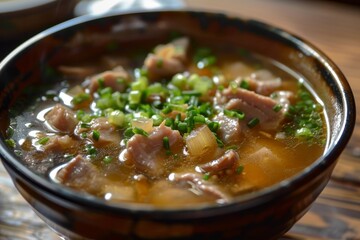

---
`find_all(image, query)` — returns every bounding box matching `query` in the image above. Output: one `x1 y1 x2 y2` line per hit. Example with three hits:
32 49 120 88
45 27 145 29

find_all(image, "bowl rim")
0 8 356 218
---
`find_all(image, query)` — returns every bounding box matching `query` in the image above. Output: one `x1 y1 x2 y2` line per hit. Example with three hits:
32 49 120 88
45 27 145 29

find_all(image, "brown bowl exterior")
0 10 355 240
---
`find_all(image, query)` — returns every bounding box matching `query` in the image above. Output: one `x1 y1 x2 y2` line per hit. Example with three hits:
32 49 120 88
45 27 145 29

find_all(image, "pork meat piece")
213 113 243 144
125 123 183 178
169 172 230 202
43 135 78 152
88 66 129 94
45 104 79 133
200 150 239 173
222 87 285 131
76 117 121 147
144 37 189 81
57 155 104 194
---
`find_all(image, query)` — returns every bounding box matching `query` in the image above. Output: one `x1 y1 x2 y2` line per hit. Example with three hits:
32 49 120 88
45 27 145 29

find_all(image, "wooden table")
1 0 359 239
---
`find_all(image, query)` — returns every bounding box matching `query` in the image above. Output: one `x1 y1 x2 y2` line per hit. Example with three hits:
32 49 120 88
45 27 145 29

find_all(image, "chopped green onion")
203 172 211 181
108 110 125 127
177 122 188 133
133 127 149 137
92 130 100 141
6 126 14 138
97 78 105 89
85 144 97 155
247 117 260 128
156 58 163 68
240 80 250 90
208 121 220 133
81 123 91 128
163 136 172 154
5 139 16 148
236 165 244 174
72 93 90 105
37 137 50 145
151 114 164 126
128 90 142 105
103 156 113 164
273 104 283 112
224 109 245 120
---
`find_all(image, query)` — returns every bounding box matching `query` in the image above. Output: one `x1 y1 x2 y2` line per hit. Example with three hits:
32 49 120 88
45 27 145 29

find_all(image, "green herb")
5 139 16 148
224 109 245 120
103 156 113 164
133 127 149 137
273 104 283 112
72 93 90 105
85 144 97 156
247 117 260 128
81 123 91 128
37 137 50 145
156 58 163 68
203 172 211 181
283 86 324 144
92 130 100 141
163 136 172 155
239 80 250 90
236 165 244 174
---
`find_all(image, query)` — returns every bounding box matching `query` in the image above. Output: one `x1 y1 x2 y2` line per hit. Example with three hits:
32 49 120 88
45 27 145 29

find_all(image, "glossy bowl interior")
0 10 356 240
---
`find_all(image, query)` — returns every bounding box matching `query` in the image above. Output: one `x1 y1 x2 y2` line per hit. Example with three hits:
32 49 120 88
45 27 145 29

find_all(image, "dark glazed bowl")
0 10 356 240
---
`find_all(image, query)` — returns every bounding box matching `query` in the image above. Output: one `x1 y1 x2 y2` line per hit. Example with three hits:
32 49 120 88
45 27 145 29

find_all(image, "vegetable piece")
72 93 90 105
223 109 245 120
131 118 153 133
247 118 260 128
92 130 100 141
162 136 172 155
37 137 50 145
108 110 125 127
186 125 217 160
133 127 149 137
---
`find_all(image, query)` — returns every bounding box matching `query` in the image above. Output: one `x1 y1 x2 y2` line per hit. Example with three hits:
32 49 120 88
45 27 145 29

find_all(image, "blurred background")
0 0 359 239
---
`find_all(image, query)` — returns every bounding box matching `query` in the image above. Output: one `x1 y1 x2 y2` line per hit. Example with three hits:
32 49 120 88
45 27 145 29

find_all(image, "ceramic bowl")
0 10 355 240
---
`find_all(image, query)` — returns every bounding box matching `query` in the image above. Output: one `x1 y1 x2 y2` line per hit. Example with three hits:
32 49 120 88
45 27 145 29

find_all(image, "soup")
4 36 326 207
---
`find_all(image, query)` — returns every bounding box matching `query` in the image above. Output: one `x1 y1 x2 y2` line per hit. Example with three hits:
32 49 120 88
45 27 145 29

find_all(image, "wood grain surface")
0 0 359 239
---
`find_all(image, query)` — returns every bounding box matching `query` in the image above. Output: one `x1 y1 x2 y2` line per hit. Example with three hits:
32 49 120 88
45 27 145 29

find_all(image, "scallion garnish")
162 136 172 155
273 104 283 112
92 130 100 141
133 127 149 137
247 117 260 128
72 93 90 105
37 137 50 145
203 172 211 181
236 165 244 174
224 109 245 120
5 139 16 148
103 156 113 164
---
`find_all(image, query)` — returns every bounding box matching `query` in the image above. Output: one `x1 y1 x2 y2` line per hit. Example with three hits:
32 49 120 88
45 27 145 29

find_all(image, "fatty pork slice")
144 37 189 81
45 104 79 133
168 172 230 202
125 123 183 178
43 135 78 152
222 87 285 131
57 155 104 194
213 113 243 144
76 117 121 147
200 150 239 173
88 66 129 94
248 69 282 96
